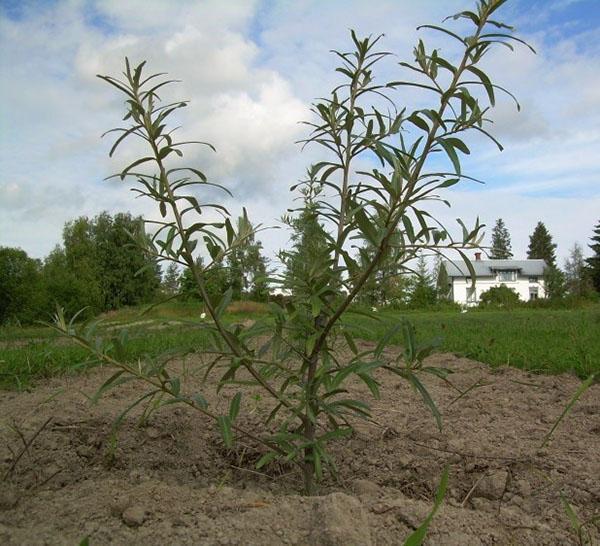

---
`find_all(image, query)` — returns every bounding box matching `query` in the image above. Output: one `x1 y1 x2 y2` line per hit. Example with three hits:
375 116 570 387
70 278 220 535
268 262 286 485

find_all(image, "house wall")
450 275 546 305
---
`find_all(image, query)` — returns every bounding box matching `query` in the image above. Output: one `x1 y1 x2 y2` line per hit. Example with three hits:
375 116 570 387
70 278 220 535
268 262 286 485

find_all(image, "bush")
479 284 520 307
53 0 532 498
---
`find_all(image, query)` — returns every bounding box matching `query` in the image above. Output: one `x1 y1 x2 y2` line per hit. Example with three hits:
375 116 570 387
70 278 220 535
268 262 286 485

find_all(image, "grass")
1 302 598 390
346 306 600 377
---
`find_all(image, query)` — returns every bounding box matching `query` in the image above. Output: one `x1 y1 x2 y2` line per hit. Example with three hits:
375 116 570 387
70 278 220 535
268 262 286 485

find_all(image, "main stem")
302 62 363 495
301 10 490 493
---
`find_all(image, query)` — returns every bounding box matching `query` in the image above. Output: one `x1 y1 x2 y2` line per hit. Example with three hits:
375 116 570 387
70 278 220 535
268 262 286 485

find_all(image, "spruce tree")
527 221 557 267
409 255 437 308
281 171 335 304
586 220 600 293
490 218 513 259
435 257 450 299
227 215 269 301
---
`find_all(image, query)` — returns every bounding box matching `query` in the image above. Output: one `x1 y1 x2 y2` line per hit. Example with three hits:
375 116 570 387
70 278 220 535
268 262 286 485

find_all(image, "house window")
529 287 539 300
529 276 538 283
497 270 517 282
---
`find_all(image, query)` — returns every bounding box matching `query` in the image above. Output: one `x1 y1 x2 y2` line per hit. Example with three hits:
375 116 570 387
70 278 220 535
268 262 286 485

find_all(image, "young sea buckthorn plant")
52 0 532 498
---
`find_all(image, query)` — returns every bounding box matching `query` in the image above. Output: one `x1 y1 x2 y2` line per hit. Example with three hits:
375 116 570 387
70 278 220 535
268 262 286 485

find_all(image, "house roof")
443 259 547 278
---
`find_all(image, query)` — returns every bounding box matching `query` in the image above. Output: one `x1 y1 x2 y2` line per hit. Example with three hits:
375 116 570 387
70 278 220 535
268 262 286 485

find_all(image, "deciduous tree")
0 247 45 324
564 243 592 297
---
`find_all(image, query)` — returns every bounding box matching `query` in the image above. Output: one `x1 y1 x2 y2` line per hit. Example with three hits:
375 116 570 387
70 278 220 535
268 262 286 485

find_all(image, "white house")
443 253 547 305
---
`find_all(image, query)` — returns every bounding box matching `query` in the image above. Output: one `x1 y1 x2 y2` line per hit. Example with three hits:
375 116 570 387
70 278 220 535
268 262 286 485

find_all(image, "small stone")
475 470 508 500
145 427 161 440
122 505 146 527
370 502 392 515
352 479 380 498
471 498 494 511
76 445 95 459
516 479 532 497
110 496 131 517
511 494 523 507
311 493 371 546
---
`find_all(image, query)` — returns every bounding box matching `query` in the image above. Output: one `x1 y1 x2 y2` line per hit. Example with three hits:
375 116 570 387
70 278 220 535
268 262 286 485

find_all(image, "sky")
1 0 599 269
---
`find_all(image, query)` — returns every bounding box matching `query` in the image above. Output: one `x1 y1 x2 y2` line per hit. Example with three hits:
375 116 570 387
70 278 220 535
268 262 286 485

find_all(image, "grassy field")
1 302 598 389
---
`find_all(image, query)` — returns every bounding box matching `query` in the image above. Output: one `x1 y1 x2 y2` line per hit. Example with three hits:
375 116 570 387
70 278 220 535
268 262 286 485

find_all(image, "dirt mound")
0 351 598 545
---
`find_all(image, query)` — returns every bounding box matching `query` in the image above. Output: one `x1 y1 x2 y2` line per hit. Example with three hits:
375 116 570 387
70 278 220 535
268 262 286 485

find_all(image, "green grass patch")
347 306 600 377
1 303 598 390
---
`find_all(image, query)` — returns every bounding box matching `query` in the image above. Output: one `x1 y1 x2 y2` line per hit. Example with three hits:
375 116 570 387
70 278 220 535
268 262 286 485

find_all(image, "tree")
281 170 332 300
61 216 103 312
564 243 593 298
43 246 100 317
227 215 269 301
161 262 180 296
490 218 513 259
181 258 228 303
409 255 437 308
0 247 46 324
92 212 161 309
435 257 450 300
586 220 600 293
527 221 557 267
544 265 566 300
58 212 161 312
357 211 410 307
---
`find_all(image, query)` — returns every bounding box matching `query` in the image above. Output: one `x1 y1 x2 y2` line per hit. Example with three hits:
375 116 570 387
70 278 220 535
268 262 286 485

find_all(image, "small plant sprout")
51 0 532 499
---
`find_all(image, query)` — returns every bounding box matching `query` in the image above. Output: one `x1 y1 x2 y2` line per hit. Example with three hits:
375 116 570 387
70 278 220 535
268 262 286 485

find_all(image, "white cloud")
0 0 598 267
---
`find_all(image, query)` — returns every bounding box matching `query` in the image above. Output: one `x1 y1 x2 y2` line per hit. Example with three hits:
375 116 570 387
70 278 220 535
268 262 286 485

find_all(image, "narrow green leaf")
407 371 442 431
217 415 233 448
403 466 449 546
437 139 461 175
541 373 596 448
215 287 233 319
256 451 278 469
229 392 242 421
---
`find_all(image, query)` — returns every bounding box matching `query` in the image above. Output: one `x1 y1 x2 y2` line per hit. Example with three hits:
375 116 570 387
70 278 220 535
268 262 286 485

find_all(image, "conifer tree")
409 255 437 308
435 257 450 299
490 218 513 259
527 221 557 267
280 170 331 299
586 220 600 293
227 215 269 301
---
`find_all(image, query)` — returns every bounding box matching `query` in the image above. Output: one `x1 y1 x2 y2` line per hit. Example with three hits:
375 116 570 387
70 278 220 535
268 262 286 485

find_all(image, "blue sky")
1 0 599 265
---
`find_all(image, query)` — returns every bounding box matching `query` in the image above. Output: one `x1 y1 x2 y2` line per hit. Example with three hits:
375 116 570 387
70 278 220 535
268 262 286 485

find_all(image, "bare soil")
1 347 599 545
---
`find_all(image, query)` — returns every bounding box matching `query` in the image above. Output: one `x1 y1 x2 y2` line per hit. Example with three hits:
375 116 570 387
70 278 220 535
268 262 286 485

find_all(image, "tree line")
0 211 270 325
347 216 600 307
2 209 599 324
1 212 161 324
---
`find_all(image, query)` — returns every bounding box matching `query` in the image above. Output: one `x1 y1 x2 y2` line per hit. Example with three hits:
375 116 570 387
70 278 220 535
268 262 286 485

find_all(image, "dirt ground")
0 346 598 545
